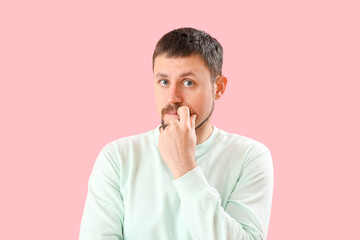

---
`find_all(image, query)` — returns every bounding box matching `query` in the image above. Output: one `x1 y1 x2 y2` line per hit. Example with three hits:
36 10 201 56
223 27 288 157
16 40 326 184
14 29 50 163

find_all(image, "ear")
214 75 227 100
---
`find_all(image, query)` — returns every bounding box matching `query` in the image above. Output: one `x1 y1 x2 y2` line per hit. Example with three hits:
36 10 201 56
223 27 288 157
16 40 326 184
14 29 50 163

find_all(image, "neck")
194 121 214 145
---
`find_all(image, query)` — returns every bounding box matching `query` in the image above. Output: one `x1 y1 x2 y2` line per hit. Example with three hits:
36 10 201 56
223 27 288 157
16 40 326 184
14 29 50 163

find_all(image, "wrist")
173 162 197 179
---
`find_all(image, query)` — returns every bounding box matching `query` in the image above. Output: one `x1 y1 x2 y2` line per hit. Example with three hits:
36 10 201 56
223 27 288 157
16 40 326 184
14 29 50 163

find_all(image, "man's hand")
158 106 198 179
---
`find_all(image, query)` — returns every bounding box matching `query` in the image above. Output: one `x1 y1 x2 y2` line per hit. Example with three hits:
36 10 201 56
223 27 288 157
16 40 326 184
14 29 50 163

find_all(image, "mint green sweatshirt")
79 125 273 240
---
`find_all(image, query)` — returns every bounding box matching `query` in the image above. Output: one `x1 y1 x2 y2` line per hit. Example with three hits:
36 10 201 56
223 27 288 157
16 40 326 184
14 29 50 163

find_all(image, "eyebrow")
155 71 198 79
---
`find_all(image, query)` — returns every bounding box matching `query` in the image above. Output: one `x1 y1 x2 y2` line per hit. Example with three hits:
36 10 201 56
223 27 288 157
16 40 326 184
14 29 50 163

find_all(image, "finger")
161 124 169 133
190 114 197 130
168 118 179 127
177 106 190 126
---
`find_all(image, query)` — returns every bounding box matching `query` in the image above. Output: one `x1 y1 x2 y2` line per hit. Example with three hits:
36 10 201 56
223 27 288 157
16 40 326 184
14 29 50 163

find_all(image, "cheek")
189 98 209 115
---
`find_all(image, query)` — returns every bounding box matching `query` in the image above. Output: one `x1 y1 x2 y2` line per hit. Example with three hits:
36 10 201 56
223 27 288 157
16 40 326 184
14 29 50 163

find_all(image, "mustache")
161 103 192 116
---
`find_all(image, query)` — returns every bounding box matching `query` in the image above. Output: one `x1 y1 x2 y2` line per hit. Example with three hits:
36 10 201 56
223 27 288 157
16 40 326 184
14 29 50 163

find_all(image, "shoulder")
91 128 157 171
214 128 273 174
216 128 271 156
100 128 156 156
216 128 273 181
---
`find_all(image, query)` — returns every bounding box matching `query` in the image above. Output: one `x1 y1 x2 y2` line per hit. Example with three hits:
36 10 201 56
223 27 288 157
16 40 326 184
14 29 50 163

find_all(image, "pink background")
1 0 359 239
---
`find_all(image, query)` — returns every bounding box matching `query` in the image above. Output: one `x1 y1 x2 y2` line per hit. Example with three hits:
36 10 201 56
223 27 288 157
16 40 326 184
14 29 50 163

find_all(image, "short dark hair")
152 27 223 83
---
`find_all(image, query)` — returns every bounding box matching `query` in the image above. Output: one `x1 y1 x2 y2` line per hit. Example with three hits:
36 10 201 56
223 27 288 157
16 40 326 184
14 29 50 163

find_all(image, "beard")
160 100 215 131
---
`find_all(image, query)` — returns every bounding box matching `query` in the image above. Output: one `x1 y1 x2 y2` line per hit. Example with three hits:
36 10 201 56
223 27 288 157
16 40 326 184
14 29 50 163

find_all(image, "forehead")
153 54 211 78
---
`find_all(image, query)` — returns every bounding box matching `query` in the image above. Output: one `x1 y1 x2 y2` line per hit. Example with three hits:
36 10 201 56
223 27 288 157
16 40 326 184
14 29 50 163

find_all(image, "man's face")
153 54 215 130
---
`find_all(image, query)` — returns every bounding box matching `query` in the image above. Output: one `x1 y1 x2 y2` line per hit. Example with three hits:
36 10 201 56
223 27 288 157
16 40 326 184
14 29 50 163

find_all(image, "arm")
172 147 274 240
79 145 124 240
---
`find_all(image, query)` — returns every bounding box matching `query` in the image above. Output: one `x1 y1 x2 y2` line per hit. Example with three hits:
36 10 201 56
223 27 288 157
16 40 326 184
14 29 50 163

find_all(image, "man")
79 27 274 240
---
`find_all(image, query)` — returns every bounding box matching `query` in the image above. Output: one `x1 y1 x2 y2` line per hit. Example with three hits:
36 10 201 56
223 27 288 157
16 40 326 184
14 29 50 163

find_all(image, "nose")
167 84 182 103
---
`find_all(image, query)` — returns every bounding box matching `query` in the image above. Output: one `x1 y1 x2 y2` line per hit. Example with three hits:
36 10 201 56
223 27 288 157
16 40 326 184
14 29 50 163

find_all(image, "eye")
183 80 194 87
159 79 169 86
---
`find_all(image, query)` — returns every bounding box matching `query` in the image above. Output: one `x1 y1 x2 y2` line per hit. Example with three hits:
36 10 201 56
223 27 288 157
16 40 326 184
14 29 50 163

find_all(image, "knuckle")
184 125 191 132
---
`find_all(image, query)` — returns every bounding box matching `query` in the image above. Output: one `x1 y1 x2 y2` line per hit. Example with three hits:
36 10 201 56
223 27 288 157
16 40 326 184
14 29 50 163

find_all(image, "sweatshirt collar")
153 124 220 158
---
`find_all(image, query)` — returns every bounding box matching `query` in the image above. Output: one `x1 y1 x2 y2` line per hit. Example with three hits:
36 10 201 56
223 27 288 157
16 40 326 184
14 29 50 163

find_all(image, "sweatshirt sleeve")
172 147 273 240
79 144 124 240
